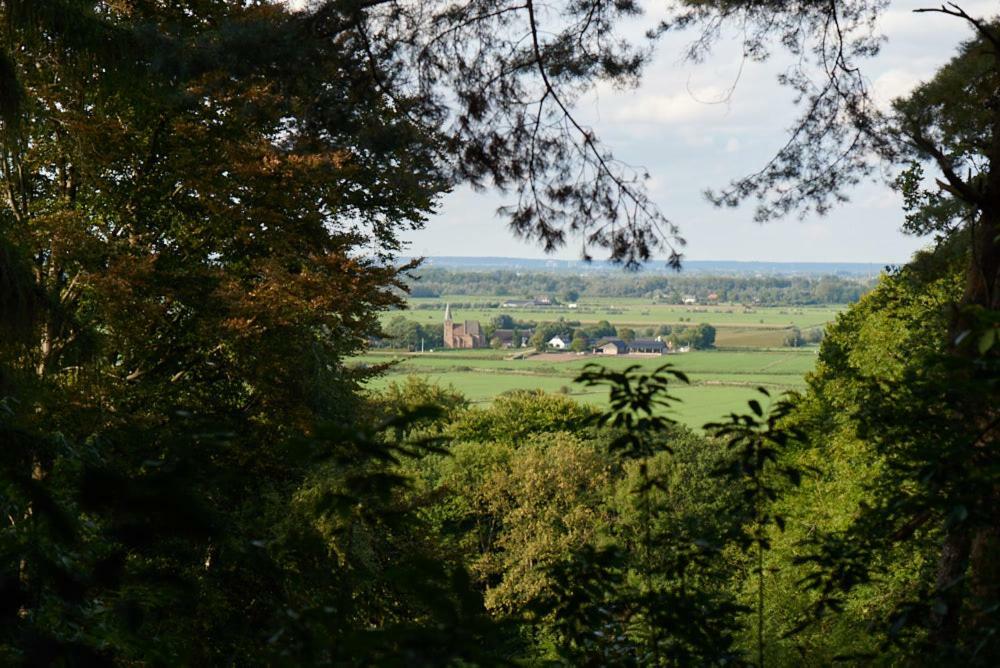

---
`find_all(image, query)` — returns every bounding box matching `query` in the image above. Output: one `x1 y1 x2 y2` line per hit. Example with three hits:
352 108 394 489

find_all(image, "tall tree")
0 1 460 661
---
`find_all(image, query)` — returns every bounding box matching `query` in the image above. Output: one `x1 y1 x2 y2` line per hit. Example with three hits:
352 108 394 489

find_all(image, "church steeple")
444 303 452 322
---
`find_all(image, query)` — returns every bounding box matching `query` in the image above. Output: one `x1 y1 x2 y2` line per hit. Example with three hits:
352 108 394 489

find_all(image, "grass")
357 348 817 430
714 328 792 348
358 349 816 375
395 297 841 329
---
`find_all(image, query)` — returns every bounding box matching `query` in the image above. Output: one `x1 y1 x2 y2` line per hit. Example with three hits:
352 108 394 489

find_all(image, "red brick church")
443 304 486 349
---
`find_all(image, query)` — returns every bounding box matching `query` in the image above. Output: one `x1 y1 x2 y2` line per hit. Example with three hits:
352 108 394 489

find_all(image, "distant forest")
405 268 874 305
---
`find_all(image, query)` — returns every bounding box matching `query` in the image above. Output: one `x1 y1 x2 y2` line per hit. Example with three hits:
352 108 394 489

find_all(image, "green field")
398 296 839 326
363 295 837 428
385 296 841 350
357 348 817 430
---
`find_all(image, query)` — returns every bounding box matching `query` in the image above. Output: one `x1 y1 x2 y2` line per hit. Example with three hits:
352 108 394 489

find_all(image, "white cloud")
609 86 734 124
871 67 926 109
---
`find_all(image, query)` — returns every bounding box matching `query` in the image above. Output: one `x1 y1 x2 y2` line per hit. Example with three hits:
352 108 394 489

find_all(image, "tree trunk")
965 203 1000 623
939 204 1000 650
924 58 1000 631
931 527 970 647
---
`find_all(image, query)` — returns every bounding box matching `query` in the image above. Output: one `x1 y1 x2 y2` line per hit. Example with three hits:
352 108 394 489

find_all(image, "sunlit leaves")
575 362 688 458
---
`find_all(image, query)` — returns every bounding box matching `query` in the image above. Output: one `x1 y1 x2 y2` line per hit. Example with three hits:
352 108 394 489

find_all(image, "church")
443 304 486 349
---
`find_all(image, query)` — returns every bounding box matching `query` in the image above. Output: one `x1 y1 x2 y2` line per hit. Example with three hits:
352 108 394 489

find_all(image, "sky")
399 1 995 264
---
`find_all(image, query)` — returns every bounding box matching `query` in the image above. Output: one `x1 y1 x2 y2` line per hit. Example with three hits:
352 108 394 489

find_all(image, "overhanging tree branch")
914 3 1000 53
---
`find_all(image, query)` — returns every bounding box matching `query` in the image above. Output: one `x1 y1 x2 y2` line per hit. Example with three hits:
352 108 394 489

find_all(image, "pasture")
357 348 818 430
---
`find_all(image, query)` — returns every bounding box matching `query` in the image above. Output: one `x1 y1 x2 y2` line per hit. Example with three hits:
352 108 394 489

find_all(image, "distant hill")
403 256 887 277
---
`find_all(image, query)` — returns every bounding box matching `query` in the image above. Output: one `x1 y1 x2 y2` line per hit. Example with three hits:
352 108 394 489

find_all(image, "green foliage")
706 390 806 666
492 314 515 329
760 255 1000 663
260 407 511 665
450 390 597 446
530 321 571 350
393 371 772 664
782 327 804 347
568 363 752 663
382 315 445 349
370 375 469 436
586 319 619 339
562 288 580 303
464 432 613 616
570 331 590 352
892 27 995 237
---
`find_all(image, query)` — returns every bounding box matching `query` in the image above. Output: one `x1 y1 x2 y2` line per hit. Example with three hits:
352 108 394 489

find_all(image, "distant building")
443 304 486 349
493 328 534 348
682 295 698 305
500 296 554 307
592 337 666 355
655 336 676 352
593 337 627 355
707 292 719 302
629 339 667 355
548 335 569 350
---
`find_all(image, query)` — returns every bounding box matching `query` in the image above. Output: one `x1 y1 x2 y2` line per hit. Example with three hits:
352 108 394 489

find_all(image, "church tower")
443 303 454 348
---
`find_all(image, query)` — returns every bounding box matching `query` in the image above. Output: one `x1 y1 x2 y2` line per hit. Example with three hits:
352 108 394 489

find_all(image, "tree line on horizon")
405 269 873 305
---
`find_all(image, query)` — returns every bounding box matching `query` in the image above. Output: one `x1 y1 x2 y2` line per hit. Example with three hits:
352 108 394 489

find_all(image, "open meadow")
357 347 818 429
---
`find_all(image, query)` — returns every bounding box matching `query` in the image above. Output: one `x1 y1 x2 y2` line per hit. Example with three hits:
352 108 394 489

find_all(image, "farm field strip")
356 348 816 430
387 310 835 329
356 350 817 376
361 365 806 389
393 298 841 329
361 370 797 430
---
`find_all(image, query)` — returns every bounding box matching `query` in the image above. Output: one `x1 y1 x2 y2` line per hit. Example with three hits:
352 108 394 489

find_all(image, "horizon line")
403 255 893 265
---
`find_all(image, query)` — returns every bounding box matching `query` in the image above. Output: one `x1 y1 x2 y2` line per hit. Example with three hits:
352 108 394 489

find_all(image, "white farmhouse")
547 335 569 350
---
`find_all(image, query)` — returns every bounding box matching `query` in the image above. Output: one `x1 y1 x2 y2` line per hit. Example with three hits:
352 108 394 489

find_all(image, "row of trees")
528 320 717 351
406 269 873 305
781 327 825 347
380 315 445 350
